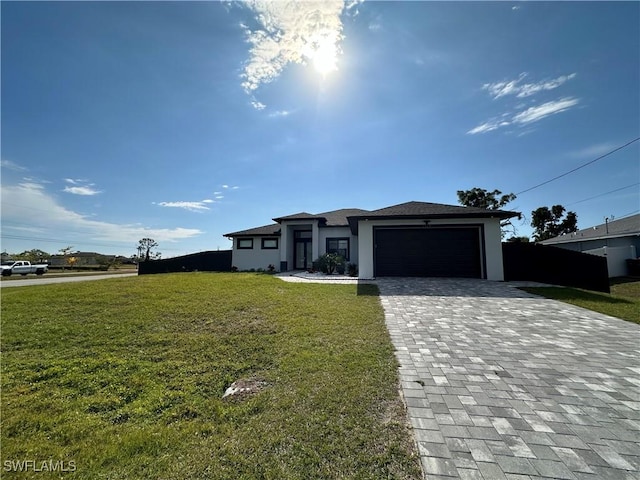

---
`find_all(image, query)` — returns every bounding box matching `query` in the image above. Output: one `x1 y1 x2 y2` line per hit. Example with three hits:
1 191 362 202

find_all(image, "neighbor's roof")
540 214 640 245
224 223 281 237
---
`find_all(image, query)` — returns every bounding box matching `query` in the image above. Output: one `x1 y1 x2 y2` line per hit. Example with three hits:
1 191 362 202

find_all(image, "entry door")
295 240 312 269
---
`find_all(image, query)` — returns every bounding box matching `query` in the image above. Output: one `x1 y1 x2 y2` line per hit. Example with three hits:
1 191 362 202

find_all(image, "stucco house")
539 214 640 277
224 201 519 280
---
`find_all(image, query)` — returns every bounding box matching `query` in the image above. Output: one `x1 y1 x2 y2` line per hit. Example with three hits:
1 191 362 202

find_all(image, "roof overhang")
540 232 640 245
347 211 520 235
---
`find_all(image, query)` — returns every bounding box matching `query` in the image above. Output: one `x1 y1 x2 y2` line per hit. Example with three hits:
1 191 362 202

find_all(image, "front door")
293 230 313 269
294 240 312 269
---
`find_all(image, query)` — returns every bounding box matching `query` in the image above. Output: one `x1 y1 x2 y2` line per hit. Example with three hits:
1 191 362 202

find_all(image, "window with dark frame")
326 238 349 260
261 238 278 249
237 238 254 249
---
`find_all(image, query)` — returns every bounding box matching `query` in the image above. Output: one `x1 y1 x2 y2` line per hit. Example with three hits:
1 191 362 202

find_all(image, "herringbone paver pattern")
377 278 640 480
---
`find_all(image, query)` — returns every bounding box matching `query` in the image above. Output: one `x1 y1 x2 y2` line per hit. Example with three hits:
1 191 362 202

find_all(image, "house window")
326 238 349 260
261 238 278 249
237 238 253 249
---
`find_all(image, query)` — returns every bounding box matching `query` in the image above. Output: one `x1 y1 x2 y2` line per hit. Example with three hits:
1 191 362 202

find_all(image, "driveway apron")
376 278 640 480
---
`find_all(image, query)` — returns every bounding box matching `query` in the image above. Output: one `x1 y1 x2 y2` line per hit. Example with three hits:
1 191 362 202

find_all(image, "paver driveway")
376 278 640 480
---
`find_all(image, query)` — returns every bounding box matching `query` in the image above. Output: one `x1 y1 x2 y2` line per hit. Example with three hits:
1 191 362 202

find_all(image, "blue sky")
2 1 638 257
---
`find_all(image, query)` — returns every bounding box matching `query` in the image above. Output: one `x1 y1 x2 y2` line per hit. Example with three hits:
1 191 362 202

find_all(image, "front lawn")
521 277 640 324
1 273 421 479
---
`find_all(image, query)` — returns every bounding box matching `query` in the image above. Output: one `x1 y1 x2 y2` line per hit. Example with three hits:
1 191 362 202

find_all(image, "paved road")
377 278 640 480
0 273 137 288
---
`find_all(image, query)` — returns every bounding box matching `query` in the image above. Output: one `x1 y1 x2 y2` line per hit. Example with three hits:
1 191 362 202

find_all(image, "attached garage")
374 226 484 278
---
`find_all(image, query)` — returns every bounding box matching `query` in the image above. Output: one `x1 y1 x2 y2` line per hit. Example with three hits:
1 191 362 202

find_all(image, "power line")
565 182 640 206
516 137 640 196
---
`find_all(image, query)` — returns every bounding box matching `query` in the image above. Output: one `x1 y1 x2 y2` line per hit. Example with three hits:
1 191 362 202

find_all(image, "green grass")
1 273 421 479
521 278 640 324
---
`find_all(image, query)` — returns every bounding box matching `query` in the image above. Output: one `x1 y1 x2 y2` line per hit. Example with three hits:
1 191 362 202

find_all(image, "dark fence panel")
138 250 232 275
502 243 610 293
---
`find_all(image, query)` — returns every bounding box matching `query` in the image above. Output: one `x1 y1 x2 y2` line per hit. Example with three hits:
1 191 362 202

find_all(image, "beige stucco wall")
232 237 281 271
357 217 505 281
318 227 359 265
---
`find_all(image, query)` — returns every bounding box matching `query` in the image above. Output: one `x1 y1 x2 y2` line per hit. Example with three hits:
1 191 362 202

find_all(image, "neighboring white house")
539 214 640 277
224 201 520 281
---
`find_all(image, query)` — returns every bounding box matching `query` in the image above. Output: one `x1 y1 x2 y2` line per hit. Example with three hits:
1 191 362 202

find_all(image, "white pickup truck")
1 261 49 276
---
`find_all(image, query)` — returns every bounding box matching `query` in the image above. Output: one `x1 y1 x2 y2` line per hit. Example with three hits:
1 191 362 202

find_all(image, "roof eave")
346 211 520 235
540 232 640 245
223 229 281 238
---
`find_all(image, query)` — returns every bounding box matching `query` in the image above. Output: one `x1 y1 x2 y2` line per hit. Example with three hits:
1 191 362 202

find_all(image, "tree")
59 246 74 271
531 205 578 241
457 188 516 210
506 236 530 243
16 249 50 262
67 256 78 270
457 187 519 237
137 238 158 262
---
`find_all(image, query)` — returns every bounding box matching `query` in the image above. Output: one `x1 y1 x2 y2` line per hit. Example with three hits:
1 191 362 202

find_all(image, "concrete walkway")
377 278 640 480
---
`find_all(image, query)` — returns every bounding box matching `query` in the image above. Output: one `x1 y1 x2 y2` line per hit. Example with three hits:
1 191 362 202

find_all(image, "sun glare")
311 41 338 76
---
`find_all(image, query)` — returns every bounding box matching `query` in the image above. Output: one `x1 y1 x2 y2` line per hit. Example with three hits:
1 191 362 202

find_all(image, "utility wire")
516 137 640 196
565 182 640 206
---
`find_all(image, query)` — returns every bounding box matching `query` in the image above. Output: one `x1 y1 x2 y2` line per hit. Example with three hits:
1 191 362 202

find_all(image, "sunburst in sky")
241 1 348 104
309 38 339 75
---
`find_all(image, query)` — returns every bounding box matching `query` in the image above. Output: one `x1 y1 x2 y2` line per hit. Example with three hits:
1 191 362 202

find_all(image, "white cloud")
511 97 580 124
1 159 28 171
63 178 102 195
467 119 509 135
268 109 293 118
63 186 102 196
468 97 580 134
1 182 202 244
155 200 213 212
240 1 347 107
483 72 577 100
469 72 580 135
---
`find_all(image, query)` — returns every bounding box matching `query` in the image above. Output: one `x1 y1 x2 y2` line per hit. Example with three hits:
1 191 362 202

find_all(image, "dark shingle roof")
273 208 370 226
315 208 371 226
540 214 640 245
224 223 281 237
362 201 519 218
346 201 520 234
271 212 317 222
226 202 521 238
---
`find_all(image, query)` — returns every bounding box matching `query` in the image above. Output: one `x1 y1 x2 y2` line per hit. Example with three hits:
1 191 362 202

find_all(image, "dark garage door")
374 227 482 277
